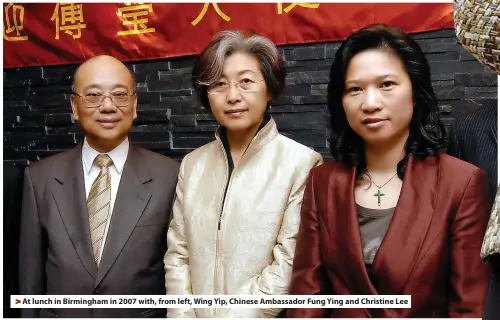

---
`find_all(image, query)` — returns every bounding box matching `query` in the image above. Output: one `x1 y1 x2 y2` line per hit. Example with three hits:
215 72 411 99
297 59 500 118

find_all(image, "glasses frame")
73 91 137 108
207 79 265 94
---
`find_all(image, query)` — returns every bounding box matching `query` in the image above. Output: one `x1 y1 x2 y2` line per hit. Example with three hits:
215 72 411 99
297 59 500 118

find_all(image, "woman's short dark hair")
192 30 286 111
328 24 446 178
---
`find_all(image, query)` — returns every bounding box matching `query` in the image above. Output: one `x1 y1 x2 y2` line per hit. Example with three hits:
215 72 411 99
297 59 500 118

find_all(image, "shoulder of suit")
310 160 345 175
433 153 486 190
308 155 482 174
274 134 323 162
438 153 481 176
27 147 78 175
181 139 219 165
307 155 483 185
453 105 496 129
182 135 323 169
131 144 180 169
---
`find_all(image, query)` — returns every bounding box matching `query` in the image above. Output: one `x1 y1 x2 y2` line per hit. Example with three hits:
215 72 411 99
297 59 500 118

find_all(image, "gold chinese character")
192 2 230 26
277 2 320 14
117 3 155 36
51 3 86 39
3 2 28 41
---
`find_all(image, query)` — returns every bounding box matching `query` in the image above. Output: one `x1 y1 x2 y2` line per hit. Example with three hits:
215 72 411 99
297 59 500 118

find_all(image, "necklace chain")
365 171 398 189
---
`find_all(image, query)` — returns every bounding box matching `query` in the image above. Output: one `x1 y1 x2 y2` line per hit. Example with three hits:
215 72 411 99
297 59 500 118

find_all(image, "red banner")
3 3 454 68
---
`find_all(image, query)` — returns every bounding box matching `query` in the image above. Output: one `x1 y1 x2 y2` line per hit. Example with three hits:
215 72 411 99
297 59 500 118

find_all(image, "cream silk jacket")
164 118 323 318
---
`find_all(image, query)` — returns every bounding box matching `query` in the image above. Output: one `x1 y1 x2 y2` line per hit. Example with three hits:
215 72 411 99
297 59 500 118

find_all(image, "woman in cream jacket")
164 30 322 318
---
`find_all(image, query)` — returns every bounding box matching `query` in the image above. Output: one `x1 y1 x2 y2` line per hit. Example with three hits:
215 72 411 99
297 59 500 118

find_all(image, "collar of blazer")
54 142 152 186
214 116 279 167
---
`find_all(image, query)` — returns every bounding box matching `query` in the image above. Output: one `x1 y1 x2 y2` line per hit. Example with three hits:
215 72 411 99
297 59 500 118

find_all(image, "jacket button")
93 289 100 294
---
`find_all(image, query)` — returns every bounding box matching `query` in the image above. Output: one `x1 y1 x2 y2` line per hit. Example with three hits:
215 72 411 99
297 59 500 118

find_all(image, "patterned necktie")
87 154 113 266
481 186 500 260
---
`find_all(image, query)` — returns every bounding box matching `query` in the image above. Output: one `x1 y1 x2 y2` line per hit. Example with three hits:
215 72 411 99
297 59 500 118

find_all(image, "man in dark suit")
447 105 499 320
447 105 497 199
19 55 179 318
454 2 500 318
4 163 24 318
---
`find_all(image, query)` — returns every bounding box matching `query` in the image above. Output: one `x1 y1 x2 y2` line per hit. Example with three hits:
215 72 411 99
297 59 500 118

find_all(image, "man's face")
71 57 137 152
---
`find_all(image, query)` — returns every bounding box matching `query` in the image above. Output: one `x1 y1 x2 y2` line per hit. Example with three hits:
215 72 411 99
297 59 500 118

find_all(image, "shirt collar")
82 137 129 174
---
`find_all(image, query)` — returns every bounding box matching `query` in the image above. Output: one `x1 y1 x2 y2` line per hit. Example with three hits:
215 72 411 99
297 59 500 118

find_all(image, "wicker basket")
454 0 500 73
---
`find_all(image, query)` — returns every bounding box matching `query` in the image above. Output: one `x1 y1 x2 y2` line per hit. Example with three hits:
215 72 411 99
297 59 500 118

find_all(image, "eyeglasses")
73 91 136 108
207 79 265 94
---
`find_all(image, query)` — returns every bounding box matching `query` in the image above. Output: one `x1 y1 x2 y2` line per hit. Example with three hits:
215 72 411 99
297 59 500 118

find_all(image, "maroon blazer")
288 154 491 318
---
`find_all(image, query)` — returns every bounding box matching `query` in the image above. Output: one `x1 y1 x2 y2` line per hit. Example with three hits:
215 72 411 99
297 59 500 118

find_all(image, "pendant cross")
374 189 385 206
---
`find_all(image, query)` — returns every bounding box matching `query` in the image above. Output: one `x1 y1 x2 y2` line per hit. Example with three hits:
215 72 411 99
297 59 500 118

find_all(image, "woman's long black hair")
328 24 446 179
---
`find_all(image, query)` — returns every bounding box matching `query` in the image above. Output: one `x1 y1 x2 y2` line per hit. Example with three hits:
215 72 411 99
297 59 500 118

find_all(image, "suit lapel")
328 166 374 317
489 123 497 145
372 155 439 295
94 145 152 287
52 145 98 278
486 104 498 145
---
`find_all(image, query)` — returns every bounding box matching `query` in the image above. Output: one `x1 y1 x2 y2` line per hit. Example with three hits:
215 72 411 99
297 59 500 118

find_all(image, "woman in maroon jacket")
287 24 491 318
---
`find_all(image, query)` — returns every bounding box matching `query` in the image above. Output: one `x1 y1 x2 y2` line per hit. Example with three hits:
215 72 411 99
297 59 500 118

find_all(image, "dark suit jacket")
4 164 24 318
19 143 179 318
446 105 499 320
288 154 491 318
447 105 497 199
